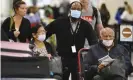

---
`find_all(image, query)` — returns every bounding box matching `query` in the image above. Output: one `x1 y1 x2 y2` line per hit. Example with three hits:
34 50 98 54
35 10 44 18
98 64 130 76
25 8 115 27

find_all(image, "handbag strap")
9 16 14 31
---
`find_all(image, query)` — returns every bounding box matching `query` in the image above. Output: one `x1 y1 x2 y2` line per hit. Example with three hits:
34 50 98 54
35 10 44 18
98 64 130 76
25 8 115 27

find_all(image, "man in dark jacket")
45 1 98 80
84 27 133 80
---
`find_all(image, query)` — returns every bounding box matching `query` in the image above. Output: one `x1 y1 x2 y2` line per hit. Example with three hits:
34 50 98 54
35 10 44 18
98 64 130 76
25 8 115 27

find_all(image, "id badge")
71 45 76 53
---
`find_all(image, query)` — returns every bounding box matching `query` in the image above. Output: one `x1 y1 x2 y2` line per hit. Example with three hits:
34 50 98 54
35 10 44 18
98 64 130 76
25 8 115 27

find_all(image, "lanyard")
70 21 80 35
70 20 81 45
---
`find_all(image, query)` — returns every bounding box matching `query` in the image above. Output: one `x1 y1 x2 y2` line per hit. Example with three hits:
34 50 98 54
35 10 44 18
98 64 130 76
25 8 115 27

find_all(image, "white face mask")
102 40 113 47
29 13 34 16
37 34 46 42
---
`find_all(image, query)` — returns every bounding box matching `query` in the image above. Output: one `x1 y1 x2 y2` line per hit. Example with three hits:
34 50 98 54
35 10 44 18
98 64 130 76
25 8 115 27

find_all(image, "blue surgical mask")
70 10 81 18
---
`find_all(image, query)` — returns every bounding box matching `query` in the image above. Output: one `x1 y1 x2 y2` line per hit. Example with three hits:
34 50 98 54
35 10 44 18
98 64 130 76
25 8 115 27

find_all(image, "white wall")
99 0 133 24
1 0 12 21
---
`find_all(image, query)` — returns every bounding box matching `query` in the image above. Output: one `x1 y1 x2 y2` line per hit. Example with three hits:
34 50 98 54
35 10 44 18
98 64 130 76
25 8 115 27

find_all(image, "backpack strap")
92 7 98 20
9 16 14 31
92 7 98 31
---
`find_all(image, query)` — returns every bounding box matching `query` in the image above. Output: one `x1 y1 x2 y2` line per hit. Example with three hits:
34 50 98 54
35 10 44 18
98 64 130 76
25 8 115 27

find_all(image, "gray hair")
100 27 115 37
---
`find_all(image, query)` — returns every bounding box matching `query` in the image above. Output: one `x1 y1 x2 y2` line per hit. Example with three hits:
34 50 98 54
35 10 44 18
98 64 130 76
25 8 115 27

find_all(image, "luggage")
49 52 62 80
1 78 57 80
1 41 50 78
49 56 62 74
1 56 50 78
1 41 32 57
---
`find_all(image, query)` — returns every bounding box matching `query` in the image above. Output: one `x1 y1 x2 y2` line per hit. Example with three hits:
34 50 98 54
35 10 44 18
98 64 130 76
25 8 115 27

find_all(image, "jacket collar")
98 40 117 51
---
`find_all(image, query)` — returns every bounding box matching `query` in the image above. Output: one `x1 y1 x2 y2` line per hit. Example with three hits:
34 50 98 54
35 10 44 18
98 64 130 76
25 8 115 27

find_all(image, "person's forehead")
103 32 113 36
19 4 27 8
71 2 82 8
80 0 88 2
20 4 27 6
102 29 114 36
38 27 45 31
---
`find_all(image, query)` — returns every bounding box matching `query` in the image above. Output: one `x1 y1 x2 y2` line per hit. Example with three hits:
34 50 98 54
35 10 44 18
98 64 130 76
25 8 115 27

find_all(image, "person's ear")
14 8 18 13
99 35 103 40
45 31 47 34
69 9 71 13
32 33 37 38
112 37 115 40
68 10 71 16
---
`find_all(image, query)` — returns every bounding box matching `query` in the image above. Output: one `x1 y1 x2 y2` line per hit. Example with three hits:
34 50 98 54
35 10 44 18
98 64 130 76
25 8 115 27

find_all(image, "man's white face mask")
102 40 113 47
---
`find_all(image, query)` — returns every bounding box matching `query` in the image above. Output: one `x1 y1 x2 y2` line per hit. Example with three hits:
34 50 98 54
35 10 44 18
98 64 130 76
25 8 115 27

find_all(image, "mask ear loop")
68 9 71 17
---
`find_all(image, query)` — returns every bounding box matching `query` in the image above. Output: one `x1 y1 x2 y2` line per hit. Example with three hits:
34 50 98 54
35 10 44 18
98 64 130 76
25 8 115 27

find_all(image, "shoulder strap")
92 7 98 19
9 16 13 31
92 7 98 30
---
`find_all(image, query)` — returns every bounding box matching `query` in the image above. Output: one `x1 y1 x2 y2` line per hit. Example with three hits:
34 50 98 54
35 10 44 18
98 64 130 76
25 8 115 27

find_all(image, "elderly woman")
84 27 133 80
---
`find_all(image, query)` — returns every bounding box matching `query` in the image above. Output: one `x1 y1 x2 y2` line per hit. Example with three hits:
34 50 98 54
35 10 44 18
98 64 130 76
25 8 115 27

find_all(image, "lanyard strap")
70 21 80 35
70 21 81 45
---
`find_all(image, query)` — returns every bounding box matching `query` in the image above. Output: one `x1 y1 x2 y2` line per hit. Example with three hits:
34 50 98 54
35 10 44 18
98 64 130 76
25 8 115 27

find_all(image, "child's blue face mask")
70 10 81 19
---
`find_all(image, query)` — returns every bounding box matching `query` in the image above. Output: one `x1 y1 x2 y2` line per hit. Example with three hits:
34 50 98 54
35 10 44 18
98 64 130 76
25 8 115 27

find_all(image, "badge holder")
71 45 76 53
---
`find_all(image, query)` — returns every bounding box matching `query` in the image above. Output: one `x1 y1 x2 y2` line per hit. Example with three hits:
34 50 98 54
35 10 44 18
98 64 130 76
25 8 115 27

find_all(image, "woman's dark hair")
27 7 31 14
13 0 26 12
31 24 43 34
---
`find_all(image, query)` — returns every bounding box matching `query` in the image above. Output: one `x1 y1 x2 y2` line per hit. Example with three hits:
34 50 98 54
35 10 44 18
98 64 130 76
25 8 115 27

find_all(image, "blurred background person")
100 3 110 27
115 7 125 25
80 0 103 36
41 5 54 25
1 0 32 43
121 5 133 25
25 6 41 28
80 0 103 49
45 5 54 19
115 1 129 25
59 0 69 17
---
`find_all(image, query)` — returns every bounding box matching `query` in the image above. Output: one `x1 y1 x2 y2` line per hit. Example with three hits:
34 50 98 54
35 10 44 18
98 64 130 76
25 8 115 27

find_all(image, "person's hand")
98 64 105 72
47 54 52 60
9 39 14 42
14 30 20 38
